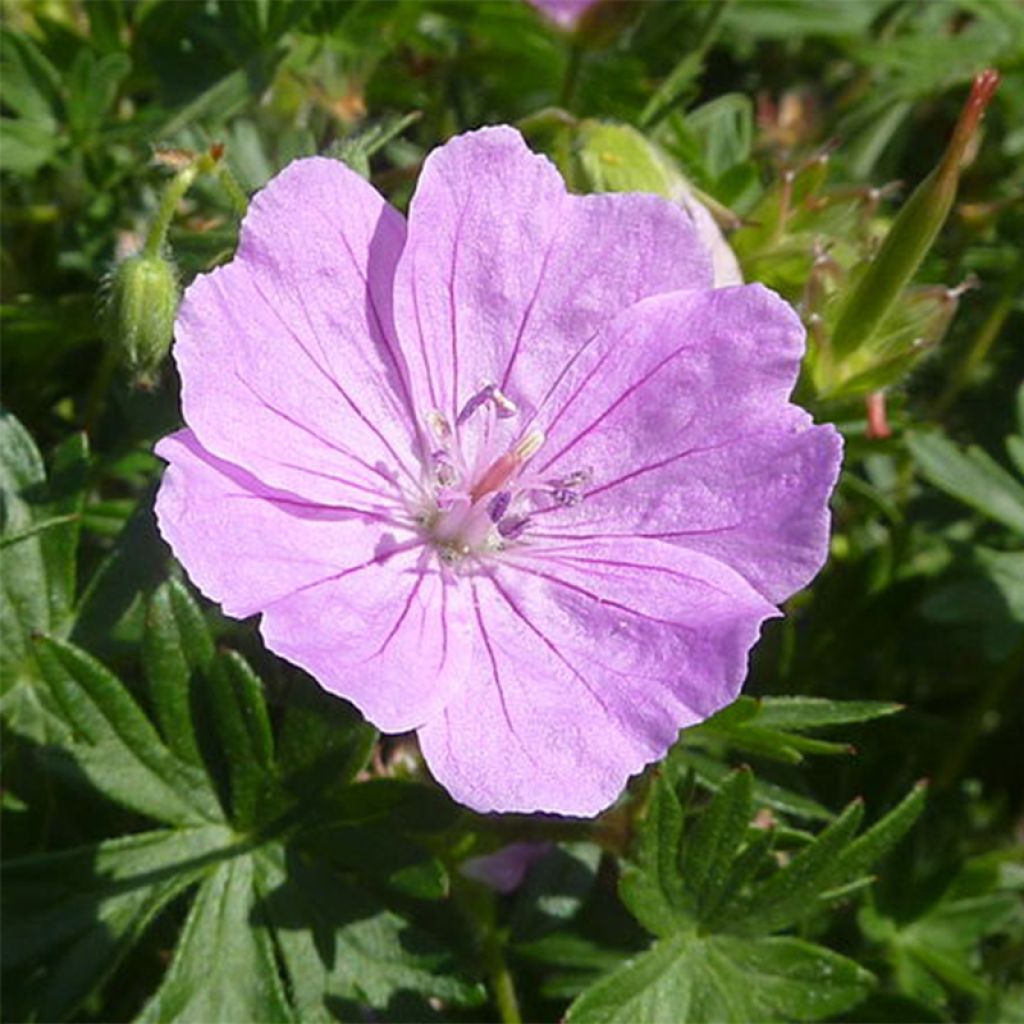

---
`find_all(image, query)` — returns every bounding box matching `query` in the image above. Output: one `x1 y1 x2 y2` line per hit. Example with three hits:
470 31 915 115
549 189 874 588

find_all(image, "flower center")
412 384 588 568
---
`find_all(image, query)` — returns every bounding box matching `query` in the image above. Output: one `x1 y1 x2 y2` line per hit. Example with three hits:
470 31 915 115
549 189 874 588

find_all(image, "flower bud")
573 120 743 286
102 251 179 386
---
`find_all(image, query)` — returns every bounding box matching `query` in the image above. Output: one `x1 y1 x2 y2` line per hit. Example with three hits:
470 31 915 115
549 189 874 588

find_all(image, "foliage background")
1 1 1022 1022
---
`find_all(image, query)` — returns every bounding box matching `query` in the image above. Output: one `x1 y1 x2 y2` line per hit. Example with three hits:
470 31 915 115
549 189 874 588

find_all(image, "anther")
491 386 518 419
426 410 452 445
549 468 591 506
456 385 494 426
513 429 545 462
497 515 530 539
488 491 511 523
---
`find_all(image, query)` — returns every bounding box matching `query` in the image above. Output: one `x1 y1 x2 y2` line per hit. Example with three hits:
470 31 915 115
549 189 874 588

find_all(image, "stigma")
415 383 584 567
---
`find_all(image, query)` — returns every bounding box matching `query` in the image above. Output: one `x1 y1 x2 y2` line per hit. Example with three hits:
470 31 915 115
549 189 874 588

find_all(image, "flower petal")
156 430 469 733
173 157 418 513
155 429 407 618
529 285 843 603
392 126 712 429
260 551 472 733
417 537 776 816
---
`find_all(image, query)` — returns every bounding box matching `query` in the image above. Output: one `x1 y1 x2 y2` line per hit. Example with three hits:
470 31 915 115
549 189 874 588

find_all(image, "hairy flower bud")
102 251 179 386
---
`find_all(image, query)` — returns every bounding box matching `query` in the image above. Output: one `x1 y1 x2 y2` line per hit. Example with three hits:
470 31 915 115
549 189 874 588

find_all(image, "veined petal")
417 537 776 816
529 285 843 603
156 431 469 733
155 429 413 617
174 157 418 512
261 548 472 734
393 126 712 430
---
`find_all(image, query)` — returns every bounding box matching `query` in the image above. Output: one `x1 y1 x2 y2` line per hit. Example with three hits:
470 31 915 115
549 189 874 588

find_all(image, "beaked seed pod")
102 251 179 387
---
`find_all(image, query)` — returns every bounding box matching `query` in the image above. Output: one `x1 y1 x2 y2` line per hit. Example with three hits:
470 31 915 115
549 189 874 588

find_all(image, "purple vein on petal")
486 573 615 718
471 578 540 768
232 370 405 497
536 341 699 475
365 572 426 661
499 219 563 392
326 213 420 427
245 269 419 486
502 557 697 634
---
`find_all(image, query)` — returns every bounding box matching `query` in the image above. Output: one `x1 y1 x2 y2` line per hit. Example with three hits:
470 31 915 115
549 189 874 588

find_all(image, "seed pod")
102 251 179 386
830 69 999 360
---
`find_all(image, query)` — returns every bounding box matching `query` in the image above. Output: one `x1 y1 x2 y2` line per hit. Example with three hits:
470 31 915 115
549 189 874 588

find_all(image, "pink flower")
461 842 553 893
525 0 601 30
155 127 841 816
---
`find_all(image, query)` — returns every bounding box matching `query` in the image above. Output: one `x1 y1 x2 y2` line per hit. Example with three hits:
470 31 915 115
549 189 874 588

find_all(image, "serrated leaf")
1 417 87 739
619 773 690 936
31 636 220 825
207 649 276 828
682 768 753 921
723 799 865 935
1 826 231 1022
142 579 213 766
139 854 294 1024
566 932 874 1023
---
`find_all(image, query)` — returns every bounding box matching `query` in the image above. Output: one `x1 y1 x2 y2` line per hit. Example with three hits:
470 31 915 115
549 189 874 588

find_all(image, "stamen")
549 468 591 506
432 451 456 487
513 429 545 462
456 385 495 426
488 490 511 522
426 410 452 445
497 515 530 539
491 386 518 419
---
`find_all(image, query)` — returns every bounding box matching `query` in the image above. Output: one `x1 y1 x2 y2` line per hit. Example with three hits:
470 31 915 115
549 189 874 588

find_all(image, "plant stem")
483 928 523 1024
933 289 1014 417
143 163 200 258
215 162 250 218
560 41 582 112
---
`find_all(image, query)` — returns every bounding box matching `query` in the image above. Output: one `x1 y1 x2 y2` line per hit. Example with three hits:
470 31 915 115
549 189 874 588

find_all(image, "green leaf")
255 844 484 1020
1 826 232 1022
567 932 874 1023
681 768 753 922
676 750 833 821
0 115 61 175
619 772 690 936
142 578 214 767
138 854 294 1024
829 781 928 888
1 416 88 742
276 674 376 800
754 697 905 731
65 49 131 142
908 431 1024 535
31 636 220 825
0 27 63 124
207 649 276 828
724 799 865 935
692 697 903 763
